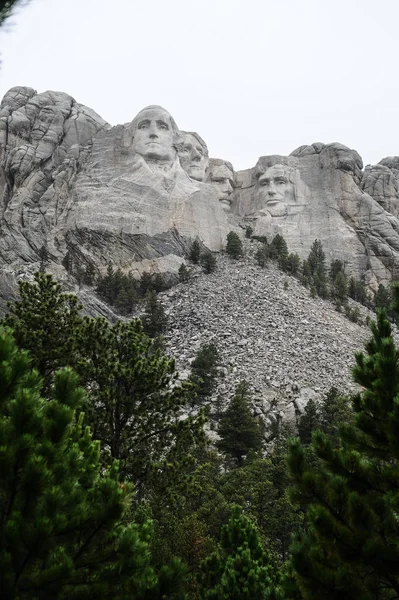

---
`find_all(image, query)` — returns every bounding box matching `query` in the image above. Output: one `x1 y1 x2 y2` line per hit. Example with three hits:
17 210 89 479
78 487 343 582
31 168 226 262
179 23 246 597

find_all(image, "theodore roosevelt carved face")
178 132 209 181
256 164 295 217
208 159 235 211
131 105 180 162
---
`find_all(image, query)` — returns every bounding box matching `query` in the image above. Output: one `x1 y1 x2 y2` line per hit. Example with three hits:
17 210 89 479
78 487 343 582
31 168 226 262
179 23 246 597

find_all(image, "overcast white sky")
0 0 398 170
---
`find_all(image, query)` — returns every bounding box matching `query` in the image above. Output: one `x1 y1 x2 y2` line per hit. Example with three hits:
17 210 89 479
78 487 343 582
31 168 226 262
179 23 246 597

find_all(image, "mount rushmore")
1 85 399 297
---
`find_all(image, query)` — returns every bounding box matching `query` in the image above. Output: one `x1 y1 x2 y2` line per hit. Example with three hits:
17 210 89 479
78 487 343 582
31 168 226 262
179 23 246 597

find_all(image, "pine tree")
297 399 321 447
217 381 263 465
307 239 327 297
38 244 49 273
374 282 391 311
348 277 369 306
226 231 244 259
1 272 83 392
200 251 217 274
189 239 202 264
83 261 96 286
269 234 288 262
62 249 73 274
245 225 254 238
76 317 205 486
255 243 269 268
141 289 168 338
288 286 399 599
199 505 283 600
282 253 300 276
139 271 154 296
301 259 312 287
319 386 354 446
329 259 345 282
0 328 185 599
178 263 190 283
331 271 348 305
190 342 220 400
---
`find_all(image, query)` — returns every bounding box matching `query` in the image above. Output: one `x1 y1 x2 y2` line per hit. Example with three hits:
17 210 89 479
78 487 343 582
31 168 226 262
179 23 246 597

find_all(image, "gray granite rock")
0 91 231 294
234 143 399 289
3 86 399 303
161 248 377 428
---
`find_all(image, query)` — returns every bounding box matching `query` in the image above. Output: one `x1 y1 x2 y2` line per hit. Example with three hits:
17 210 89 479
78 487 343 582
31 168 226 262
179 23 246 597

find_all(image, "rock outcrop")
0 89 231 293
2 86 399 300
234 143 399 290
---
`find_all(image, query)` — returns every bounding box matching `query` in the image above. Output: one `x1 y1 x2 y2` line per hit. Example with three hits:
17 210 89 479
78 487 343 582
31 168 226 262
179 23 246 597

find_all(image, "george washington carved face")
131 106 178 162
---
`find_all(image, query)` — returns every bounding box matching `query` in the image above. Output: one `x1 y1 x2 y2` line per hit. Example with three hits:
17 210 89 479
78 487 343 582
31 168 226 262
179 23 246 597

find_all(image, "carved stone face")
179 133 208 181
256 164 294 217
209 163 234 211
132 107 175 161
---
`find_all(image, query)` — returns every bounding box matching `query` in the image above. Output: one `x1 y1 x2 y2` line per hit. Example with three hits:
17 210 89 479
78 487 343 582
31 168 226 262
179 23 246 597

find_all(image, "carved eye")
181 148 189 154
158 122 169 130
138 123 148 129
260 180 270 186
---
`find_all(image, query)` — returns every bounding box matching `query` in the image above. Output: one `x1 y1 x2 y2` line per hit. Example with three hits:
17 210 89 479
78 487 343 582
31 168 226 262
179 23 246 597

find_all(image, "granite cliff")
1 85 399 301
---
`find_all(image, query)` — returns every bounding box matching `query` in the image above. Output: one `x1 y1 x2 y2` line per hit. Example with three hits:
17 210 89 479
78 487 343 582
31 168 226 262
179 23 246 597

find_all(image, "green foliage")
280 252 300 276
269 234 288 261
245 225 254 238
344 304 361 323
304 239 328 298
189 239 202 264
76 317 204 486
200 251 217 274
329 259 345 282
348 277 369 306
178 263 191 283
297 399 321 447
1 272 83 393
0 328 184 599
83 261 96 286
190 342 220 400
141 289 168 338
301 259 312 287
38 244 49 272
319 386 354 446
217 381 263 465
139 272 170 296
374 282 391 311
199 505 282 600
255 243 269 268
226 231 244 259
220 454 302 563
288 292 399 599
96 264 138 314
331 270 348 304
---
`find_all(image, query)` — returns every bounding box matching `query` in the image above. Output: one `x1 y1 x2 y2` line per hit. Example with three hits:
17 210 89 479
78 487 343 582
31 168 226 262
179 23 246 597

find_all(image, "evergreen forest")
1 265 399 599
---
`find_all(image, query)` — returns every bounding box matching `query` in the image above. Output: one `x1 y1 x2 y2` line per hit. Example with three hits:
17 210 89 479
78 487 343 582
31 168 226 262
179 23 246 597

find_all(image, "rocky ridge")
161 245 377 429
2 86 399 301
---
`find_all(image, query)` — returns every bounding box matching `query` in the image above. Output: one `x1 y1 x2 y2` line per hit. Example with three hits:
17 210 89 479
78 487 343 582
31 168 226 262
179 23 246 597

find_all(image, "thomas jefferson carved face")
132 106 176 161
256 164 294 217
178 132 209 181
209 161 234 211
